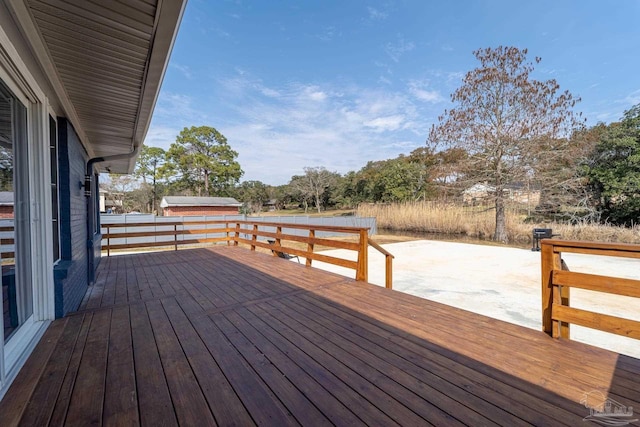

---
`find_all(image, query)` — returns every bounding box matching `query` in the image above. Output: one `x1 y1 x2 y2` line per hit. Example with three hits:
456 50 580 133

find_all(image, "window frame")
49 114 60 264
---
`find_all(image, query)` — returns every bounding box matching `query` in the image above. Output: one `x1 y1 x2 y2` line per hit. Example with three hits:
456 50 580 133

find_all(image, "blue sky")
145 0 640 185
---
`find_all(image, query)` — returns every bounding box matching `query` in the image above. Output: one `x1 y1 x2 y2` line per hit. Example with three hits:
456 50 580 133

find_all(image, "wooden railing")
367 238 394 289
102 220 393 287
541 239 640 340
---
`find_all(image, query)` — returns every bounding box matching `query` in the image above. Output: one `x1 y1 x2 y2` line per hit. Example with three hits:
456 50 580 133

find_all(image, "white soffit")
13 0 186 173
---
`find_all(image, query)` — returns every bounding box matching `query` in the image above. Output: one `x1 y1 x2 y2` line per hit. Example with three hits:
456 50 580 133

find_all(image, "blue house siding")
53 118 98 318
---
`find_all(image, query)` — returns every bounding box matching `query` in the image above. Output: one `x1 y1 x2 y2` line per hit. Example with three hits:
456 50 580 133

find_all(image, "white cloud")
446 71 464 83
317 26 339 42
408 80 444 103
170 63 192 79
624 89 640 105
143 125 180 149
364 115 405 132
374 60 393 76
308 91 327 101
367 7 388 20
384 36 415 63
146 92 209 148
213 27 231 38
151 73 450 184
412 89 443 102
260 87 281 98
154 93 197 119
594 111 616 122
201 78 436 183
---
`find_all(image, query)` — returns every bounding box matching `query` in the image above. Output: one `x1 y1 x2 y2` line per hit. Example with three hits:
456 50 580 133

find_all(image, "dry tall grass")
357 202 640 245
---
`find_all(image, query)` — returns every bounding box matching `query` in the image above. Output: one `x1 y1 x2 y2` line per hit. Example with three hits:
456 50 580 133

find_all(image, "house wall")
54 119 91 318
163 206 240 216
0 7 98 320
1 4 91 319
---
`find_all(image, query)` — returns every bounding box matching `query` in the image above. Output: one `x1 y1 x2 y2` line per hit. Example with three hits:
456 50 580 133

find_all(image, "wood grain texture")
553 304 640 340
2 246 638 426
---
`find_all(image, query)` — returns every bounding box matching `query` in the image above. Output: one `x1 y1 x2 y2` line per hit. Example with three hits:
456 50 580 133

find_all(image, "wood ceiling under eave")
22 0 185 173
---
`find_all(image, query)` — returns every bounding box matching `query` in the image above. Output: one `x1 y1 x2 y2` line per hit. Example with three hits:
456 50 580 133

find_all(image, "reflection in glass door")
0 80 31 342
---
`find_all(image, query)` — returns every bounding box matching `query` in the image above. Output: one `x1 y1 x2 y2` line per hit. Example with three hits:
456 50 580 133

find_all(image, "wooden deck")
1 246 639 426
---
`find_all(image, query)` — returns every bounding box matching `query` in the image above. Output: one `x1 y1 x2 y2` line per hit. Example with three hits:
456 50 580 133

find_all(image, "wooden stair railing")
368 238 394 289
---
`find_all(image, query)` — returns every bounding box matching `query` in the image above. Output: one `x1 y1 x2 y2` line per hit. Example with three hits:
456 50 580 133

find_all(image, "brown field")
357 201 640 245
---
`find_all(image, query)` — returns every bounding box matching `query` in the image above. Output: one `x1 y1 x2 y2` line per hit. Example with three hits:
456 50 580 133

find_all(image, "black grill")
532 228 555 251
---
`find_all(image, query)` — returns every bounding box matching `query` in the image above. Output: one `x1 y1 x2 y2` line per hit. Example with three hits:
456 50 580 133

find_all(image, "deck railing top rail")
102 219 393 288
102 219 369 234
542 238 640 258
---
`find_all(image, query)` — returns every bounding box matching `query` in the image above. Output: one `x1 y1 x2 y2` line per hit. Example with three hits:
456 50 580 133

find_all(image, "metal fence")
100 214 376 248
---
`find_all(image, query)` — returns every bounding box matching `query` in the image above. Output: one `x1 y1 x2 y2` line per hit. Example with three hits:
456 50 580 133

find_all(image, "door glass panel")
0 80 30 342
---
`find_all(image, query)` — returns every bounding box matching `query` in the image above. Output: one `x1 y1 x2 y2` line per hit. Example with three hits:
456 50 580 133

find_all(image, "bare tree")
103 174 139 213
134 145 166 214
428 46 583 242
289 167 337 213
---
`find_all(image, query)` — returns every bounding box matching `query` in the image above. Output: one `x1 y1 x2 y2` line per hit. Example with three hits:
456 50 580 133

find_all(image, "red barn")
160 196 242 216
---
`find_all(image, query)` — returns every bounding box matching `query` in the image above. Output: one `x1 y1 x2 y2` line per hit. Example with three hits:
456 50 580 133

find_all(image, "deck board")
285 293 582 425
103 305 138 426
1 246 639 426
48 313 93 426
160 297 255 426
257 299 512 426
64 310 111 426
18 314 84 426
129 302 177 427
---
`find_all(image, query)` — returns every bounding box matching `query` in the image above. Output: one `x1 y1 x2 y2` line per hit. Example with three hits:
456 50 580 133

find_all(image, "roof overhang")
7 0 186 173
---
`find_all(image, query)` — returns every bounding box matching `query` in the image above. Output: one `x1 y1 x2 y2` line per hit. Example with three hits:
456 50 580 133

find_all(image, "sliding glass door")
0 80 31 343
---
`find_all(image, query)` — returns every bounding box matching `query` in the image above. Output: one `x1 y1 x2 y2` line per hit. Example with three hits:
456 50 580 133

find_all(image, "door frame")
0 23 55 400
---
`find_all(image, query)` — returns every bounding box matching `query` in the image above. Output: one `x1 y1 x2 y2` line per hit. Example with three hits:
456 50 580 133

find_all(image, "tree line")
103 47 640 242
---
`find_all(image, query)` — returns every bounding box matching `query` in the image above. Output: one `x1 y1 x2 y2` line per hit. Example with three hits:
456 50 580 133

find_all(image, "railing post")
174 224 178 251
541 240 562 337
225 222 230 246
385 254 392 289
560 260 570 339
106 224 110 257
251 224 258 251
274 226 282 258
356 229 368 282
234 223 240 246
306 229 315 267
